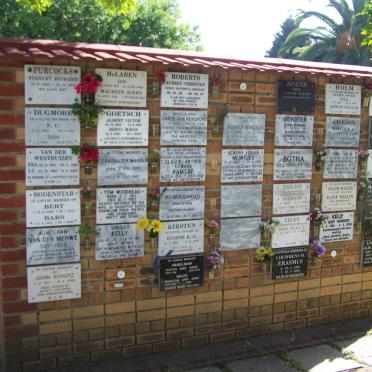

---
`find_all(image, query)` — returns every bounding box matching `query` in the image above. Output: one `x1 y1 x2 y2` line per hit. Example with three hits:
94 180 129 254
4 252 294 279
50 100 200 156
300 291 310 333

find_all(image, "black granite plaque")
159 255 203 291
271 247 308 279
277 80 315 113
362 240 372 267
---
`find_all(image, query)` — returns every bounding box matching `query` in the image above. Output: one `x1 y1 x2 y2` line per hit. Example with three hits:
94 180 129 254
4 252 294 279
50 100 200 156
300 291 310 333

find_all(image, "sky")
177 0 340 59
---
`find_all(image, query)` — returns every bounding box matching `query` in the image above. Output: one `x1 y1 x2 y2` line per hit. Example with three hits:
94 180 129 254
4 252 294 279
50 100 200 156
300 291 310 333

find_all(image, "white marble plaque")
221 184 262 218
158 219 204 256
159 186 205 221
95 68 147 107
325 84 361 115
324 149 358 179
25 108 80 146
161 72 208 108
220 217 261 250
27 263 81 303
274 115 313 146
95 224 144 260
25 65 80 105
160 110 207 145
273 183 310 215
26 189 80 228
271 215 310 249
97 149 148 186
26 148 79 186
96 187 146 224
26 227 80 266
222 113 266 146
321 181 357 212
97 109 148 146
319 212 354 242
325 117 361 148
367 150 372 178
274 149 312 180
160 147 206 182
221 149 264 182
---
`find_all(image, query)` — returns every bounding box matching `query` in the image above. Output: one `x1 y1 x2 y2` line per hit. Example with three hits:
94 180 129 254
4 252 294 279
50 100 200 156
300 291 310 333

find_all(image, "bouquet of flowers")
205 248 224 270
205 218 220 234
136 217 164 238
75 71 102 99
260 219 280 234
309 236 326 262
359 149 369 171
211 75 221 95
315 149 328 170
358 177 369 201
255 246 274 263
308 208 328 227
71 145 99 174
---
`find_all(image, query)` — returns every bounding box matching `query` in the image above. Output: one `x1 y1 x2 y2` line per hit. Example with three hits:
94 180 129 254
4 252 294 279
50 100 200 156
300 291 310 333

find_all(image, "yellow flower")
149 219 163 233
136 217 149 230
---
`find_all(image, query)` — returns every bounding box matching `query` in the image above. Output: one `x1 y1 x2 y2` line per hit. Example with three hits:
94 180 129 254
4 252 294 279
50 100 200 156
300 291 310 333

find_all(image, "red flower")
80 147 99 163
75 72 102 96
155 68 166 85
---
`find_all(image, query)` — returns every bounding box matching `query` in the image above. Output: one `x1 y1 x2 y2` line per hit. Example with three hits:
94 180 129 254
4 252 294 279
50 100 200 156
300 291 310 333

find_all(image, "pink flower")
80 147 99 163
155 68 166 85
75 72 102 96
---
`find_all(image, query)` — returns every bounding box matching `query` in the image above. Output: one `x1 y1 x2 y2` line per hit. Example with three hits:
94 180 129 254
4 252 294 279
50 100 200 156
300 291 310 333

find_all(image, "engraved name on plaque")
274 149 312 180
361 240 372 267
325 117 360 148
221 149 264 182
160 110 207 146
271 247 308 280
321 181 357 212
273 183 310 215
96 187 147 224
159 186 205 221
97 109 149 146
222 113 265 146
25 108 80 146
97 149 148 186
25 65 80 105
26 189 80 228
277 80 315 113
26 148 79 186
161 72 208 109
319 212 354 242
95 224 144 260
160 147 206 182
324 149 358 179
221 184 262 218
325 84 361 115
95 68 147 107
274 115 313 147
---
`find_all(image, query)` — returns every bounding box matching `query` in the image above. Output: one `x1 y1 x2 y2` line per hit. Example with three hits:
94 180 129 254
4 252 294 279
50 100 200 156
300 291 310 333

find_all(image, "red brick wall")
1 60 372 372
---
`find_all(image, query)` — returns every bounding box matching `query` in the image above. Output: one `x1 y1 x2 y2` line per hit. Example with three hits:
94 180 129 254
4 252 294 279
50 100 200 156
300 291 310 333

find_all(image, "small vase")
83 121 92 131
211 124 220 137
147 272 155 287
81 202 92 216
83 237 91 250
85 93 95 105
208 233 217 246
358 191 365 202
259 261 266 272
359 161 367 173
313 224 320 237
312 256 320 265
212 86 219 96
152 81 160 96
84 164 93 175
263 230 271 244
208 269 215 279
151 199 159 209
150 162 158 174
150 237 157 250
315 160 322 171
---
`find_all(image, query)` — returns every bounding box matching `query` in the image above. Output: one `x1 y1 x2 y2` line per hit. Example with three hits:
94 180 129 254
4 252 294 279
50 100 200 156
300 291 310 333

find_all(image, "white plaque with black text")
159 186 205 221
97 109 148 146
96 187 147 224
25 65 80 105
273 183 310 215
321 181 357 211
161 72 208 108
97 149 148 186
95 224 144 260
325 117 360 148
27 263 81 303
25 108 80 146
158 219 204 256
274 115 313 146
26 189 80 228
274 149 312 180
320 212 354 242
325 84 361 115
324 149 358 179
160 110 207 145
95 68 147 107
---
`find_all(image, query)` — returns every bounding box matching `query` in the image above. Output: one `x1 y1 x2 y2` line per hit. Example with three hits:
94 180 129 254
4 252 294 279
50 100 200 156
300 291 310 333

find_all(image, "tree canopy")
1 0 202 51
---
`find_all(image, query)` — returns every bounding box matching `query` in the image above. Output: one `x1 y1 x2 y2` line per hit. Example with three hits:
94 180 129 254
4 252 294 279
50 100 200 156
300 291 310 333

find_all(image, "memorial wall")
1 50 372 371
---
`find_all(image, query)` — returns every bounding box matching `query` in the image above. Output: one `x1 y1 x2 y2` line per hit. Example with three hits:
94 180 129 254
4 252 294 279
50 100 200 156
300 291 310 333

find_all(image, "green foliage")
71 101 102 127
360 1 372 51
0 0 201 50
78 224 94 234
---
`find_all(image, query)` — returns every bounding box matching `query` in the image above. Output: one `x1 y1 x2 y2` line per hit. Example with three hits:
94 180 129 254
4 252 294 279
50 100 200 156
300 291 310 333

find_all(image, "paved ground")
51 317 372 372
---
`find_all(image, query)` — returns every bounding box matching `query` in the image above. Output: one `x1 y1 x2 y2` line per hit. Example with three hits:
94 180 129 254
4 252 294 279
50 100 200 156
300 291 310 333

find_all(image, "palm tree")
278 0 371 66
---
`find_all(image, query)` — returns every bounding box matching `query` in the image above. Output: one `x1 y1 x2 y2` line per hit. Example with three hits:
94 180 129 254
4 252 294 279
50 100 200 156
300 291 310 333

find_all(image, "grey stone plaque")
325 84 361 115
25 65 80 105
25 108 80 146
273 183 310 215
324 149 358 179
96 187 147 224
27 263 81 303
161 72 208 108
274 149 312 181
321 181 357 212
274 115 313 146
221 149 264 182
26 189 80 228
97 109 148 146
26 148 79 186
158 219 204 256
319 212 354 242
220 217 261 250
160 147 206 183
222 113 266 146
95 224 144 260
97 149 148 186
271 215 310 249
325 117 361 148
95 68 147 107
159 186 205 221
26 227 80 266
221 184 262 218
160 110 207 145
